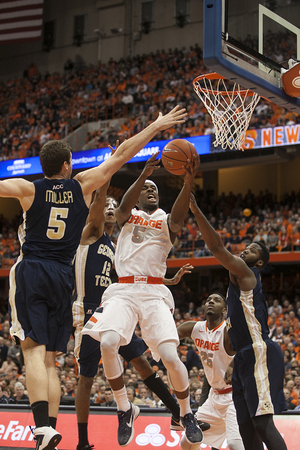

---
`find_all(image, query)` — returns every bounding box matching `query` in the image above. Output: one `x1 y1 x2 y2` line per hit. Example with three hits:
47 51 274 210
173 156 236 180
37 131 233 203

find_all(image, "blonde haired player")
177 293 244 450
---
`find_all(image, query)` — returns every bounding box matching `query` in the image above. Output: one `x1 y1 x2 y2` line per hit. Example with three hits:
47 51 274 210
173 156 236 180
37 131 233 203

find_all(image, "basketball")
161 139 197 175
243 208 252 217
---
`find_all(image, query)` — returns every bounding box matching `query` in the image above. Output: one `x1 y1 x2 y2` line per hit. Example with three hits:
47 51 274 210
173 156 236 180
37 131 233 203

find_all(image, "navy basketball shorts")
232 338 286 424
9 257 74 353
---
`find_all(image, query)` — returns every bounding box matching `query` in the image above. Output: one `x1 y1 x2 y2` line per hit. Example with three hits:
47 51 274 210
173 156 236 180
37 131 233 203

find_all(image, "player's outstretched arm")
80 144 118 243
115 152 160 227
79 185 108 244
168 153 200 240
190 193 249 279
163 263 194 286
0 178 35 211
75 106 187 197
176 321 196 340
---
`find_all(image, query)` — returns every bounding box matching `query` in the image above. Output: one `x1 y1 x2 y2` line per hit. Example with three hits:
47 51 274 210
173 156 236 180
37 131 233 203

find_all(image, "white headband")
145 179 158 193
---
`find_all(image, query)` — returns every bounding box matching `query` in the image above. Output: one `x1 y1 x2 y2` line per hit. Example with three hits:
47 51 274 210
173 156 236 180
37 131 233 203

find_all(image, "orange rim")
193 72 256 98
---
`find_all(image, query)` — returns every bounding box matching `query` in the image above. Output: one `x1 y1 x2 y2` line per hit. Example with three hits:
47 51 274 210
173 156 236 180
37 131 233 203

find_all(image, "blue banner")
0 135 211 179
0 157 42 178
2 124 298 179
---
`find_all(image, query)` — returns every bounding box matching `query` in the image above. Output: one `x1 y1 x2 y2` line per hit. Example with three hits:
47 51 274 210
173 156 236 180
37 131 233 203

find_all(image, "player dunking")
189 194 287 450
83 153 204 447
4 105 187 450
73 173 195 450
177 293 244 450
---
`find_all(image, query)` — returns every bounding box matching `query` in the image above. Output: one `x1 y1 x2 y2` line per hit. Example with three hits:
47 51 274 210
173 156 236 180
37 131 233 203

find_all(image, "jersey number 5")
132 226 146 243
47 207 69 240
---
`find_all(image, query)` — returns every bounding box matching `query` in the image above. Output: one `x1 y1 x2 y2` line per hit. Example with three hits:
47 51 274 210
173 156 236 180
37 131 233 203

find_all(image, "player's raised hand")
183 152 200 185
141 152 161 177
108 140 119 156
154 105 187 131
163 263 194 286
172 263 194 284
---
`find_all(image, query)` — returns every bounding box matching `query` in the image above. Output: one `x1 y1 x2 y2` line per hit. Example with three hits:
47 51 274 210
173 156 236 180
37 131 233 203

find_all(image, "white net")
193 74 261 150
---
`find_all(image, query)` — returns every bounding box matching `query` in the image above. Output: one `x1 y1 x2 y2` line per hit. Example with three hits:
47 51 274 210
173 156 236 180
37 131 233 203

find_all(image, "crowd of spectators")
1 268 300 411
171 186 300 258
0 29 299 159
1 187 300 270
0 214 20 269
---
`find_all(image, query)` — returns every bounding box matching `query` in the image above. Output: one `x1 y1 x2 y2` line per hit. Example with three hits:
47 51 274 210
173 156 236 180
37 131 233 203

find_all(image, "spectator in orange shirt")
186 217 198 239
277 226 292 252
27 63 39 79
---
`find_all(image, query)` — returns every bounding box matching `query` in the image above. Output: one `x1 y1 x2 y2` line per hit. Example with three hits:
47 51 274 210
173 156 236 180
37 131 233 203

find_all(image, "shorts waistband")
213 387 233 395
118 276 163 284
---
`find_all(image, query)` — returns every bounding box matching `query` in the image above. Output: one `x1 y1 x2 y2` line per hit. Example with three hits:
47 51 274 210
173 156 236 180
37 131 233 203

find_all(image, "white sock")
177 395 192 417
113 386 130 412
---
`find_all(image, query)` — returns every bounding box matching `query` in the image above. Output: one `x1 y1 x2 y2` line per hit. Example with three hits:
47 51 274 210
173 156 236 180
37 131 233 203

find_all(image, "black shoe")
76 445 94 450
180 413 203 445
170 416 184 431
117 403 140 447
197 420 211 432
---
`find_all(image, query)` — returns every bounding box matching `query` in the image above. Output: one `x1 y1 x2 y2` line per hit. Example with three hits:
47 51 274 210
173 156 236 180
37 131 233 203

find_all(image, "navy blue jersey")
72 234 149 378
20 178 88 266
226 267 269 352
74 232 115 306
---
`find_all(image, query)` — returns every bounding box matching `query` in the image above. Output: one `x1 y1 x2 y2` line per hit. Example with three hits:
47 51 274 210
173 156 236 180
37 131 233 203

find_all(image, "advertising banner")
0 123 299 179
0 135 211 179
242 124 300 150
0 410 298 449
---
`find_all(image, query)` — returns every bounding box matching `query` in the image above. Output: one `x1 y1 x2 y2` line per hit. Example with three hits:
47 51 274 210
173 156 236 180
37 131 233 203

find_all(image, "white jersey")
115 208 172 278
191 320 233 390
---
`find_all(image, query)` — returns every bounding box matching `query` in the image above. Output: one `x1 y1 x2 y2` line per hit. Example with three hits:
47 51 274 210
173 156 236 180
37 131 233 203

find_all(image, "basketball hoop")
193 73 261 150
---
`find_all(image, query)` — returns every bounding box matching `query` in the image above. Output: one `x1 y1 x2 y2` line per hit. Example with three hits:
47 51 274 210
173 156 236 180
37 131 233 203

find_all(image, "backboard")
203 0 300 113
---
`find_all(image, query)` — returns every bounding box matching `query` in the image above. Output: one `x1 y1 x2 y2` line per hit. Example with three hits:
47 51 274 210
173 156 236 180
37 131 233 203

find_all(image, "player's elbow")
168 219 183 234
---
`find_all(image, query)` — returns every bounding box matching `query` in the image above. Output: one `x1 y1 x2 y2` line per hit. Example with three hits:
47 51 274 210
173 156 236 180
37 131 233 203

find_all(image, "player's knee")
227 439 245 450
100 330 120 356
162 354 178 371
78 374 94 389
157 341 178 369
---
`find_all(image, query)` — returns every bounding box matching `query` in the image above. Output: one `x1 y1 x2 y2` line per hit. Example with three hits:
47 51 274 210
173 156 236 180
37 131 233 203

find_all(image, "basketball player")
82 153 204 447
3 105 187 450
177 293 244 450
189 194 287 450
73 176 195 450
